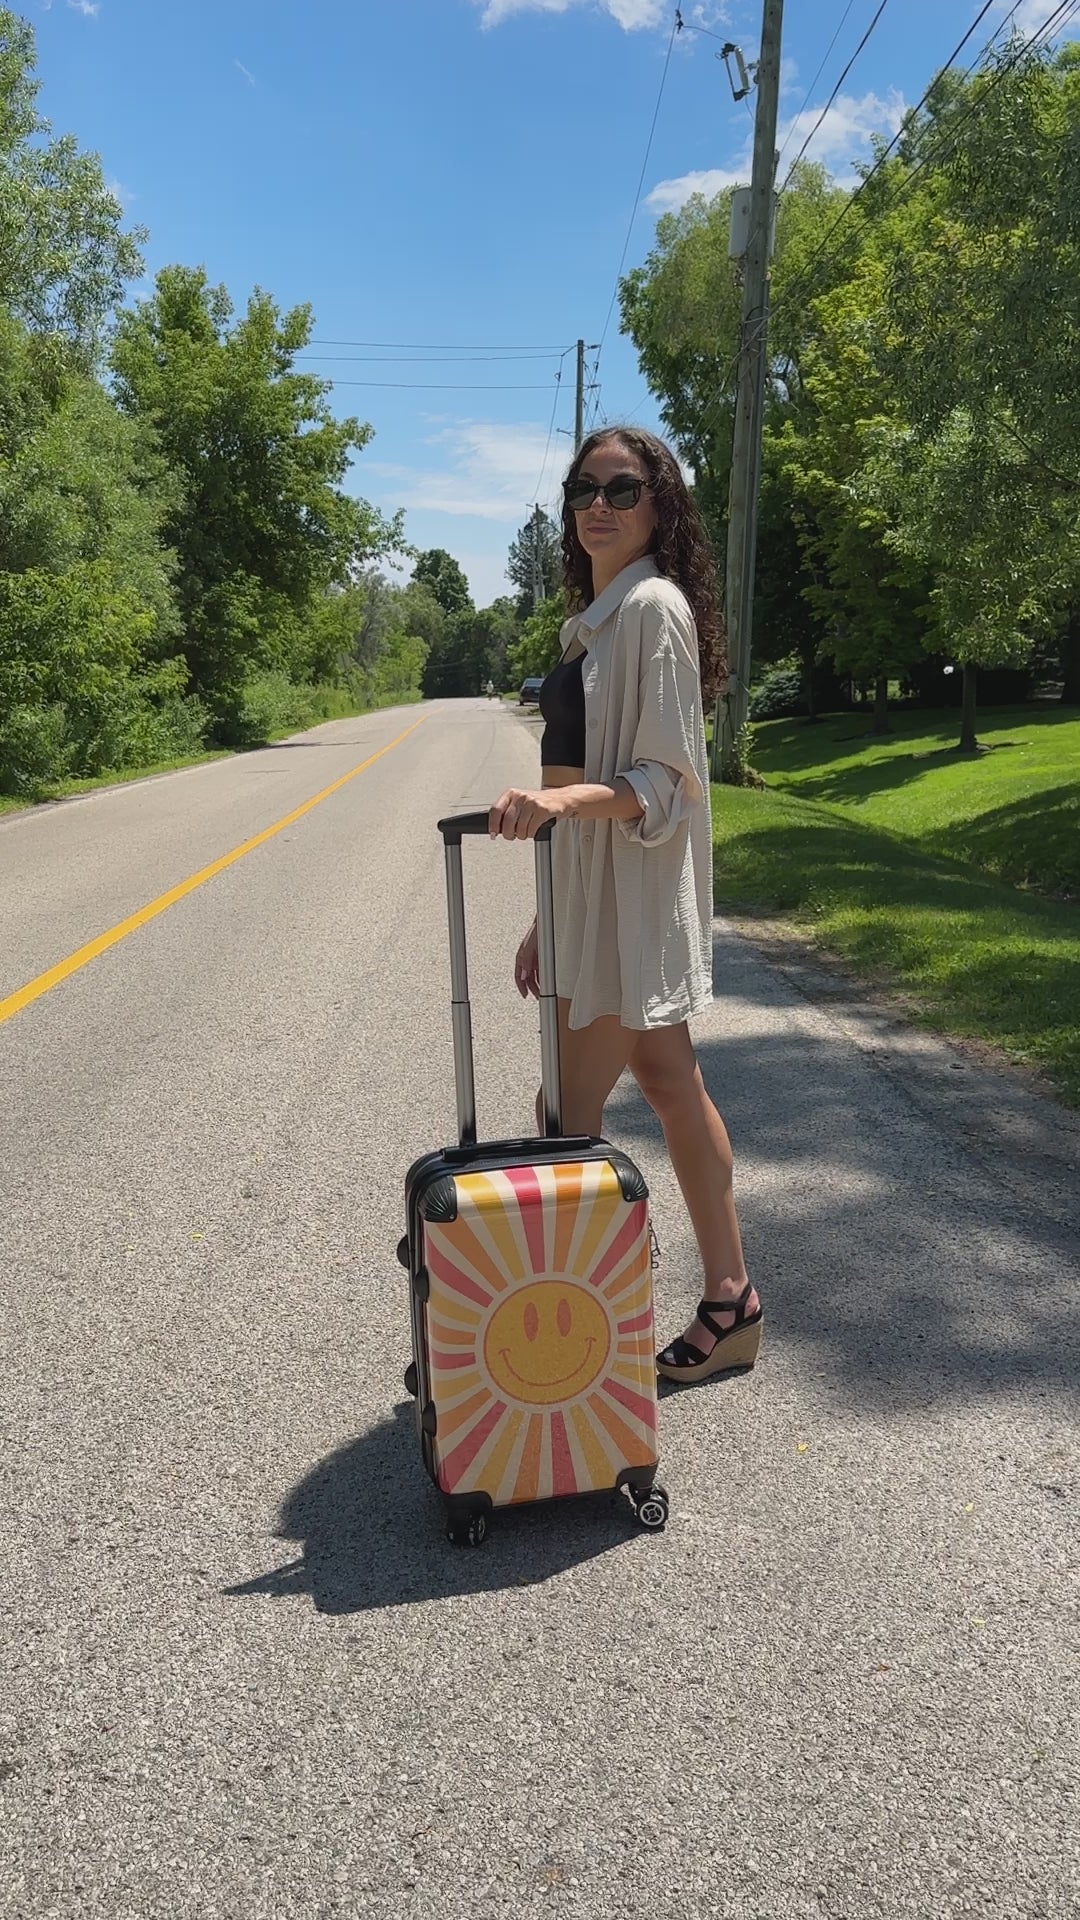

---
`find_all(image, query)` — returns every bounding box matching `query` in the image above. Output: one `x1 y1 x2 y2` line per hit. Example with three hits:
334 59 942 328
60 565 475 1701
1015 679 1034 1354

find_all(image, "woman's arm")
489 780 643 840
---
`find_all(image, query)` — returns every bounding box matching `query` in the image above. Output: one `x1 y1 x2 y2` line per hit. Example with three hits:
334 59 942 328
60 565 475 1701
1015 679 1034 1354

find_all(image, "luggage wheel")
404 1361 419 1398
625 1482 669 1533
446 1509 488 1549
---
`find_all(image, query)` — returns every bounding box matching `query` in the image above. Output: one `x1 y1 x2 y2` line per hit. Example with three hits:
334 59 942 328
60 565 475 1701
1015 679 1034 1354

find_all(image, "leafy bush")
749 664 804 721
0 563 160 793
0 704 72 795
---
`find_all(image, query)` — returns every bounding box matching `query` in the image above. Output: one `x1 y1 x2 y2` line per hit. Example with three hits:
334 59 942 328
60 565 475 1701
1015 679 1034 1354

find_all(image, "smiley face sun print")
422 1159 658 1504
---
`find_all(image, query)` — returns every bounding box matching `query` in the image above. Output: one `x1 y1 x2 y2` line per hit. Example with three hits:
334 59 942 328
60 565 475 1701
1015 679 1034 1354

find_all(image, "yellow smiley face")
483 1281 612 1407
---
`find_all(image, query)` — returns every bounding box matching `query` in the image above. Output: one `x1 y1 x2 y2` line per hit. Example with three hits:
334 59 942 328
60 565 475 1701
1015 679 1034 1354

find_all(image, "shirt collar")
576 556 660 640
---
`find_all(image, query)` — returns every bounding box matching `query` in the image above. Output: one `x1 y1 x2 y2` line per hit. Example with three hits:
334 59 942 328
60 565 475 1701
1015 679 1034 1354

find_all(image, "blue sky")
29 0 1077 604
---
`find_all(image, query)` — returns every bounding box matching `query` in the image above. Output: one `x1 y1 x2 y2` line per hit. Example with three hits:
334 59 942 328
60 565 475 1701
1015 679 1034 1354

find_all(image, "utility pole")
714 0 784 780
529 504 542 609
575 339 586 451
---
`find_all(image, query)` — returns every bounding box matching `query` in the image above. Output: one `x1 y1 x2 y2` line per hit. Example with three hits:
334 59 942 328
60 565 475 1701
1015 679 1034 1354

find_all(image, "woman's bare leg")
629 1023 760 1352
535 1000 635 1137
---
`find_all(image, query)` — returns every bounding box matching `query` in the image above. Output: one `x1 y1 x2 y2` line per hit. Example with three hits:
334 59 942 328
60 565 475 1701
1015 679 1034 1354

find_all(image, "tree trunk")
872 673 891 734
1061 609 1080 706
801 636 817 720
959 662 979 751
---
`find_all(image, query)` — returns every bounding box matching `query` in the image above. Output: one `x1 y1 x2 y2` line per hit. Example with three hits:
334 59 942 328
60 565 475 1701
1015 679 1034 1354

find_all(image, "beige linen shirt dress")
550 556 714 1032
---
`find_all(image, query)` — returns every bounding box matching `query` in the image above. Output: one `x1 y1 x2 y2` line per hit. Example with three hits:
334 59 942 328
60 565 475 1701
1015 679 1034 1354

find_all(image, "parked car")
518 677 544 706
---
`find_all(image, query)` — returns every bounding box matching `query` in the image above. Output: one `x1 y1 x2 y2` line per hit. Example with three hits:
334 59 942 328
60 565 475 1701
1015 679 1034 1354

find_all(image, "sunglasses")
563 473 651 513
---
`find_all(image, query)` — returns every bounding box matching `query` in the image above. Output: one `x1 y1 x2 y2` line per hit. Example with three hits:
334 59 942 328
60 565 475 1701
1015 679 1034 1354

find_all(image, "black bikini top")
539 650 586 767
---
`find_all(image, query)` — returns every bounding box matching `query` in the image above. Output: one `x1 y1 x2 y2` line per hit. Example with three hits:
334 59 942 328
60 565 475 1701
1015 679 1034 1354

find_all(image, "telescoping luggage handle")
437 811 561 1149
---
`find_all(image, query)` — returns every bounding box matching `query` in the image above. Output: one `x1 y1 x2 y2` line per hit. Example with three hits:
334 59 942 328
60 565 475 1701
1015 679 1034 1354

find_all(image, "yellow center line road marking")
0 715 425 1030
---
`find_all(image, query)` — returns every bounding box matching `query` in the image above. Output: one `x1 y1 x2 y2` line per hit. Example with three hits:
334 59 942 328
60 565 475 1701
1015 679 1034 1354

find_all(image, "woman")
488 427 762 1385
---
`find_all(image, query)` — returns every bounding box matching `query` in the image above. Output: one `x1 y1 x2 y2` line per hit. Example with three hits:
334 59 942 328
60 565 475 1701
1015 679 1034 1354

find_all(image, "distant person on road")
485 678 495 699
488 427 762 1385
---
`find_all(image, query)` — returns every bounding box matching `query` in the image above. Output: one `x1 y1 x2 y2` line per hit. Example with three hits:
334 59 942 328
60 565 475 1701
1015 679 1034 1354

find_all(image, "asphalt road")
1 699 1077 1920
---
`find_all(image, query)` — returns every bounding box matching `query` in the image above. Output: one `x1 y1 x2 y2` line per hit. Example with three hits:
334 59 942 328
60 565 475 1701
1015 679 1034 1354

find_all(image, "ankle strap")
698 1283 754 1336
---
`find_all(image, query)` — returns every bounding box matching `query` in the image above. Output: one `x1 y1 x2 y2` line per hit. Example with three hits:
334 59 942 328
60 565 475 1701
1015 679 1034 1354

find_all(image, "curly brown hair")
560 426 725 701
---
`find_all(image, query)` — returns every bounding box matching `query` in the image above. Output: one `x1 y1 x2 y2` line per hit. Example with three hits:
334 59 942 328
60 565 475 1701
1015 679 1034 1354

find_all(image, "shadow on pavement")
224 1401 651 1615
608 1016 1079 1414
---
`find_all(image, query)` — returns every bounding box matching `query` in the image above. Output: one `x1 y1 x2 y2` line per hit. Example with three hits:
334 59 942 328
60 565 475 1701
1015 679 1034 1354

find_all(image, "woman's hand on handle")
489 788 571 841
515 921 540 1000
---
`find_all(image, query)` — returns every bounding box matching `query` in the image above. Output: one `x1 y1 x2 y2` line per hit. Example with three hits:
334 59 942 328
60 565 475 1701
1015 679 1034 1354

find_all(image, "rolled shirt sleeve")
616 593 705 846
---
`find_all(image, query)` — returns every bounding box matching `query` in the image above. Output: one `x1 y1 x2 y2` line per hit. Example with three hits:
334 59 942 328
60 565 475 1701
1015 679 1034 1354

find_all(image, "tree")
866 414 1060 750
507 594 566 684
110 266 401 728
412 548 472 617
507 510 561 617
0 10 144 349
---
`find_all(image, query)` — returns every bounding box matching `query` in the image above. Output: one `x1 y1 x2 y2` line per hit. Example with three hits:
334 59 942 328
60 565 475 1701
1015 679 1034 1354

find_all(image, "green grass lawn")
753 704 1079 899
713 703 1080 1106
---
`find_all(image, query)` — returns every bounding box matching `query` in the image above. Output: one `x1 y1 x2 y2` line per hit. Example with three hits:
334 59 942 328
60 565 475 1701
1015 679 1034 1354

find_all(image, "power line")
596 8 682 354
531 353 570 504
297 351 568 364
778 0 893 193
322 379 558 391
307 337 570 352
775 0 861 172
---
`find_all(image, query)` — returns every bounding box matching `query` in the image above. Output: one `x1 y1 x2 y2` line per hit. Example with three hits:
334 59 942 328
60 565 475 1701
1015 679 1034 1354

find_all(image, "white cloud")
995 0 1075 36
368 419 572 522
476 0 666 29
233 59 257 85
777 86 907 183
647 163 750 210
647 87 908 211
107 177 136 207
67 0 100 15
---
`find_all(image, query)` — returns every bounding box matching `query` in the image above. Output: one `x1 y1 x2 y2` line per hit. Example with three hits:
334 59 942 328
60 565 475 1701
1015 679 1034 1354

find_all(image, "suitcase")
397 810 668 1548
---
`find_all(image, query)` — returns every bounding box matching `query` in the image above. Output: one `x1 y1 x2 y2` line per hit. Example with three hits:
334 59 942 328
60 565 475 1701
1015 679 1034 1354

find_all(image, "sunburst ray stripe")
589 1388 656 1466
618 1304 654 1335
428 1208 511 1301
551 1160 585 1271
425 1236 495 1309
455 1171 531 1280
613 1353 657 1388
549 1410 578 1498
570 1400 625 1487
456 1405 524 1500
503 1164 548 1273
512 1414 544 1503
492 1408 531 1504
429 1348 480 1372
423 1282 482 1330
429 1318 476 1348
602 1244 650 1309
569 1171 625 1279
591 1202 648 1293
436 1386 491 1440
429 1370 486 1414
602 1374 658 1432
437 1398 507 1493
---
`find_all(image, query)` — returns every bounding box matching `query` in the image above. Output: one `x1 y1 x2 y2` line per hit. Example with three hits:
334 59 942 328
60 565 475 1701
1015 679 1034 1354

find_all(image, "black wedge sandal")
656 1283 763 1384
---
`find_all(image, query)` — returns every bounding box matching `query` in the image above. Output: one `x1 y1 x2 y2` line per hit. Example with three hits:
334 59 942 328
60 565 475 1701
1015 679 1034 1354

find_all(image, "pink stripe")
618 1306 654 1334
437 1400 507 1492
603 1374 657 1435
426 1238 490 1307
430 1349 478 1370
504 1165 546 1274
591 1202 647 1291
549 1411 577 1498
